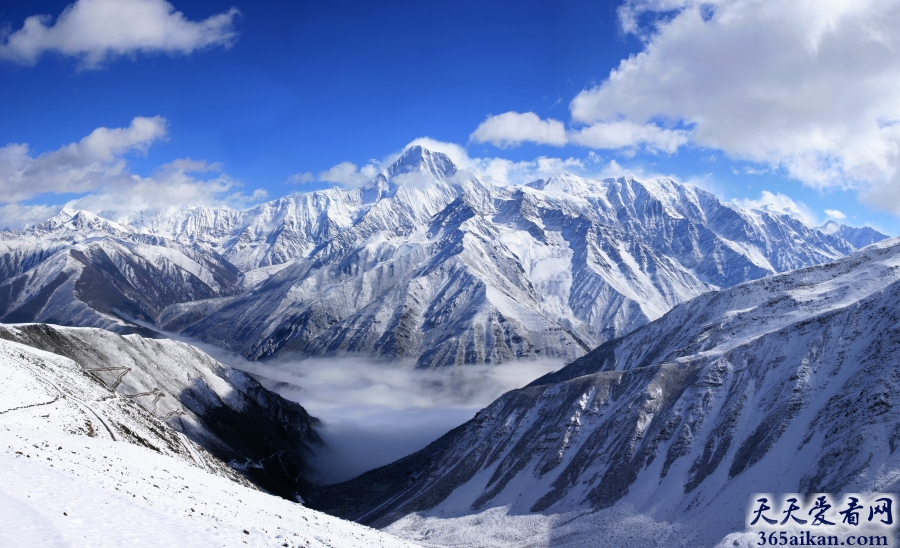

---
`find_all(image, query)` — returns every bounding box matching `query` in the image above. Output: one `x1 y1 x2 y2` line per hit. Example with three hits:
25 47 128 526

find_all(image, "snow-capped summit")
818 219 885 249
387 145 458 180
35 207 131 235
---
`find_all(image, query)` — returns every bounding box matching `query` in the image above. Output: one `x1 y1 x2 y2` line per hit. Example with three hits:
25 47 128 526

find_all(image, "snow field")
0 338 421 548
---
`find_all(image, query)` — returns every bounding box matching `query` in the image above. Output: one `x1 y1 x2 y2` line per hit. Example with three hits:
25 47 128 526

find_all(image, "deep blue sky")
0 1 632 173
2 0 899 234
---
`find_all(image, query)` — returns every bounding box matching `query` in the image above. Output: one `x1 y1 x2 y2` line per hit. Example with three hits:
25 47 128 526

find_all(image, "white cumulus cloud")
0 0 239 69
470 112 568 148
317 161 380 187
569 0 900 209
825 209 847 219
469 112 690 154
66 166 265 221
0 116 168 203
0 118 267 228
0 203 64 231
569 120 690 154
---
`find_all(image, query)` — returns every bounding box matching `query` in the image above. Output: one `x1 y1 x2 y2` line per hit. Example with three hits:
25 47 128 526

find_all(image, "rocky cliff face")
306 237 900 547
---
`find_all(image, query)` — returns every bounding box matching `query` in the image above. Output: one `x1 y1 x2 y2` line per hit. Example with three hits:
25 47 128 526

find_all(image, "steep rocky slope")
0 212 240 334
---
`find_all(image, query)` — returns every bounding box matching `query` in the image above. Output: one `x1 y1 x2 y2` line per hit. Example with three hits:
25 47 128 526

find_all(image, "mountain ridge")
0 323 322 499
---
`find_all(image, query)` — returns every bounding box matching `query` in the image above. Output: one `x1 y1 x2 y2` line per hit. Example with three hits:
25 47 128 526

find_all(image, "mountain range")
0 146 886 367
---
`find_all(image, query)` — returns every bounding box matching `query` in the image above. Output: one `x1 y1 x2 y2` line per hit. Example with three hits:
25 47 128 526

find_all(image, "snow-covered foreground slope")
308 237 900 547
0 146 886 367
0 324 322 499
0 335 420 548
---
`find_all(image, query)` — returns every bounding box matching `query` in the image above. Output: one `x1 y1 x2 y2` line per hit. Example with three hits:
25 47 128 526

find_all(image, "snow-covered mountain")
0 323 322 500
0 146 887 367
0 332 420 547
306 237 900 547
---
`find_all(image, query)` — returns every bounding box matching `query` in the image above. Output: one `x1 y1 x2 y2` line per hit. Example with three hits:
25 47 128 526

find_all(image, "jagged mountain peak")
387 145 459 180
36 207 130 234
820 219 841 234
525 172 635 199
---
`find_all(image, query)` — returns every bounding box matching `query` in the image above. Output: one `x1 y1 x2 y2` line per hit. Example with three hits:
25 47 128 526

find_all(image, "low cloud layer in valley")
239 356 563 484
151 325 561 484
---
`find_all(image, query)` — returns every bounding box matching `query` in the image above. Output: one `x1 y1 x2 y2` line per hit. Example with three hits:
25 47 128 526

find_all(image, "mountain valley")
2 146 897 547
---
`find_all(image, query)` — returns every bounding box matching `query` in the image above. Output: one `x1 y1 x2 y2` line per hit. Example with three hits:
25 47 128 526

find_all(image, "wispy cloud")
470 112 688 154
733 190 819 226
65 166 266 220
0 0 240 69
286 172 315 185
291 159 418 189
316 161 380 187
0 203 64 231
0 116 168 203
470 111 568 148
0 117 267 228
401 137 668 187
569 119 689 154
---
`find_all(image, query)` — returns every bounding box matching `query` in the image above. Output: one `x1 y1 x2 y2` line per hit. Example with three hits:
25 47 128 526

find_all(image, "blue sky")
2 0 900 235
